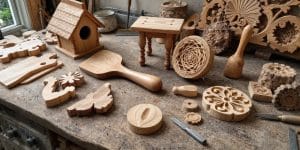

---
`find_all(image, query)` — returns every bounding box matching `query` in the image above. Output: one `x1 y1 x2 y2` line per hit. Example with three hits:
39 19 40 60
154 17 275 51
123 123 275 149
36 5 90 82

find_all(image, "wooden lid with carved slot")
127 104 163 135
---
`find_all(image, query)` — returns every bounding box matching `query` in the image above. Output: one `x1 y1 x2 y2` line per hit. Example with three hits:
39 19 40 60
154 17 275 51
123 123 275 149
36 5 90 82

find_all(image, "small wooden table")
131 16 184 69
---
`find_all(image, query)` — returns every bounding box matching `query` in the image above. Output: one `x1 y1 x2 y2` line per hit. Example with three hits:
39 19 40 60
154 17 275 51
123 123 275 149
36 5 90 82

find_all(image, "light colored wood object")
182 99 199 112
67 83 113 117
131 16 184 69
42 76 76 108
248 81 273 103
273 83 300 111
20 61 64 85
59 72 85 89
202 86 252 121
258 63 296 92
172 36 214 79
0 35 23 49
0 53 58 88
47 0 104 59
224 25 253 79
127 104 163 135
23 30 37 38
0 38 47 63
79 50 162 92
184 112 202 125
44 31 58 45
172 85 198 97
198 0 300 54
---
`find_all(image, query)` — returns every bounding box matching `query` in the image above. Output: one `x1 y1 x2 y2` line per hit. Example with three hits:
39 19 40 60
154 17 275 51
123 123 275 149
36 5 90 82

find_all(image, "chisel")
256 114 300 125
289 128 299 150
171 117 207 145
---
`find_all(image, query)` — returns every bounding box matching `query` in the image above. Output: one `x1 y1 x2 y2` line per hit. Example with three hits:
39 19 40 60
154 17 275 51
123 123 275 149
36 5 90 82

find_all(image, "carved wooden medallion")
172 36 214 79
202 86 252 121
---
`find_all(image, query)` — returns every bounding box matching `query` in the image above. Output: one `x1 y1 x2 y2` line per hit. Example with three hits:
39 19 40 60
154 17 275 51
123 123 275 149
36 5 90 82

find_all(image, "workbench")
0 34 299 149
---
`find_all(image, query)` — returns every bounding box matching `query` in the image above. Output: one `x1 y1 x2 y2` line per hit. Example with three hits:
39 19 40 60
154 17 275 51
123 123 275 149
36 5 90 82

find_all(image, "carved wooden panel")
273 83 300 111
198 0 300 54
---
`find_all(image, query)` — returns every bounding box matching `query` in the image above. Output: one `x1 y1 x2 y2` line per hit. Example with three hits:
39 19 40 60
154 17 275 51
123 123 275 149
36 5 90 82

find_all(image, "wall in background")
95 0 204 17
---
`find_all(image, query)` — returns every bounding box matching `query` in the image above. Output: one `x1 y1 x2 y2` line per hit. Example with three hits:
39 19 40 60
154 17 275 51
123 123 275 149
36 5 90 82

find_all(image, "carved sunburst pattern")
225 0 261 32
59 72 85 88
202 86 252 121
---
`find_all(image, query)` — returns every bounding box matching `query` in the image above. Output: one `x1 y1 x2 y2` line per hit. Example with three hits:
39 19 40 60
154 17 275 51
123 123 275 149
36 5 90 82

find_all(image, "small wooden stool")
131 16 184 69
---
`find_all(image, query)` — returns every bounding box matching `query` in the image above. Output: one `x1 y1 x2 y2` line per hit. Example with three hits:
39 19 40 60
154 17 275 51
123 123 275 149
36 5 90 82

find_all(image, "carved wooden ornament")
202 86 252 121
42 76 76 108
0 38 46 63
59 72 85 89
198 0 300 53
127 104 163 135
184 112 202 125
182 99 199 112
258 63 296 91
67 83 113 117
273 83 300 111
172 36 214 79
248 81 273 103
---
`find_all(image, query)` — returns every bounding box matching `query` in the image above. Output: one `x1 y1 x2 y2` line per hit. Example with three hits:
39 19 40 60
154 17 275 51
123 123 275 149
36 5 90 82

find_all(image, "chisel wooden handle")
279 115 300 125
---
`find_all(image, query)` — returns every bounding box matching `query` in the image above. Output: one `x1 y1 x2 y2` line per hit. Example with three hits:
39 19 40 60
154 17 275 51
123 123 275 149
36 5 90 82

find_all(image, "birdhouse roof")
47 0 104 40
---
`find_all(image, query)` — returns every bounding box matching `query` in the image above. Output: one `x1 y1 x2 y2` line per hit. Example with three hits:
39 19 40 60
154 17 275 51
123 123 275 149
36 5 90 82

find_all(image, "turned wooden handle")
119 66 162 92
279 115 300 125
236 25 253 57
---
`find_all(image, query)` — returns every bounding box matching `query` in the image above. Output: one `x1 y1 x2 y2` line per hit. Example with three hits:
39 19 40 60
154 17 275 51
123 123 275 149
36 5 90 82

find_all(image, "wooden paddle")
79 50 162 92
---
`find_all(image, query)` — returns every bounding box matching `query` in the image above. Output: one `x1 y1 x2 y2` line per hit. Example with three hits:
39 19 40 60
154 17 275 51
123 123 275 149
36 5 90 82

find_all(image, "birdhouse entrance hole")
80 26 91 40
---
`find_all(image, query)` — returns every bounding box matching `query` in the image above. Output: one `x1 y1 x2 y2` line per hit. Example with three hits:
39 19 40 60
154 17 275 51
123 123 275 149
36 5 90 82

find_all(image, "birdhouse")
47 0 104 59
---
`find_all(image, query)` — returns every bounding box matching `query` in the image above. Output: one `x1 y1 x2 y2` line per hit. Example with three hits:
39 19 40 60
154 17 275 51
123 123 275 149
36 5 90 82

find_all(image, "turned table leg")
146 36 152 56
164 34 174 70
139 32 146 66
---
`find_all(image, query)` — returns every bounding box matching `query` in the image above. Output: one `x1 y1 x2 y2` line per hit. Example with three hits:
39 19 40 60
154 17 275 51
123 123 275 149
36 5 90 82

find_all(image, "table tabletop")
131 16 184 34
0 34 299 150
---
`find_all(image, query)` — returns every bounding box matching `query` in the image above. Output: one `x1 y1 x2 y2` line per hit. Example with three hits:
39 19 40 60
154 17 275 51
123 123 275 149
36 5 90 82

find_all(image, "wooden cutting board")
79 50 162 92
0 53 58 88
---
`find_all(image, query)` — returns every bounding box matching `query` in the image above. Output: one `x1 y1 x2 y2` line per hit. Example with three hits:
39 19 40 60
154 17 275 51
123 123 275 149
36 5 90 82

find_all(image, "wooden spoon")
79 50 162 92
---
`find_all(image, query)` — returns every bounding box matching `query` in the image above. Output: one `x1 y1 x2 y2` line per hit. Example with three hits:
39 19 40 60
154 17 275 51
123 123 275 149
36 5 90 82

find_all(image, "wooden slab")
0 53 58 88
79 50 162 92
67 83 113 117
42 76 76 107
0 38 47 63
202 86 252 122
20 61 64 85
131 16 184 34
248 81 273 102
127 104 163 135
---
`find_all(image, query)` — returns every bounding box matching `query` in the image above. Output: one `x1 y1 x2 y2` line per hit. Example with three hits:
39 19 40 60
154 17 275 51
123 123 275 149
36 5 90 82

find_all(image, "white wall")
95 0 204 16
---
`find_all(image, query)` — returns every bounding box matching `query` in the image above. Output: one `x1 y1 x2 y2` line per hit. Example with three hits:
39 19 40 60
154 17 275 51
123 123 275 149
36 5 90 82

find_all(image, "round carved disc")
182 99 199 112
267 16 300 53
172 36 214 79
127 104 163 135
202 86 252 121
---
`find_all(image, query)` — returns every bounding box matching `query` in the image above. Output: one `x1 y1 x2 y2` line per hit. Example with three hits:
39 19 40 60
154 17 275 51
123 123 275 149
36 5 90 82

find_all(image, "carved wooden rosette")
273 83 300 111
202 86 252 121
172 36 214 79
59 71 85 89
258 63 296 92
198 0 300 53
